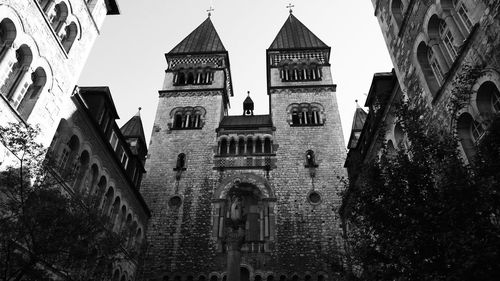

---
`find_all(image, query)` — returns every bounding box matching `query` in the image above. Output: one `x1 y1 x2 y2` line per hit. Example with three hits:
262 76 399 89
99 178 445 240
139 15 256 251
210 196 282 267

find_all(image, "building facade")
370 0 500 161
139 13 347 281
48 86 150 280
0 0 119 164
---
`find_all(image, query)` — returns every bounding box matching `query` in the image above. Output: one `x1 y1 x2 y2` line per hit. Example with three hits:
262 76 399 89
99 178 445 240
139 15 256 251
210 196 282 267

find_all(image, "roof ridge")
169 17 226 55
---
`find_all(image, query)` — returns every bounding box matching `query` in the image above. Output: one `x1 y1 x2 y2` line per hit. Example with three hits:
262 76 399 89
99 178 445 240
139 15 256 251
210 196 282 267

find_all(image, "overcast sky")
78 0 393 146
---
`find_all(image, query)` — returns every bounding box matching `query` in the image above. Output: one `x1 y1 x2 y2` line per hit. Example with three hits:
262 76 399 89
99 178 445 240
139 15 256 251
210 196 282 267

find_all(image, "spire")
347 101 368 149
120 109 146 146
243 91 254 116
168 17 226 55
269 13 328 50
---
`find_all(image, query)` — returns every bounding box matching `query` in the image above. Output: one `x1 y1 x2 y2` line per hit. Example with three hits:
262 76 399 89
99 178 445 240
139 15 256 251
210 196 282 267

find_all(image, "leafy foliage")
341 104 500 281
0 123 126 281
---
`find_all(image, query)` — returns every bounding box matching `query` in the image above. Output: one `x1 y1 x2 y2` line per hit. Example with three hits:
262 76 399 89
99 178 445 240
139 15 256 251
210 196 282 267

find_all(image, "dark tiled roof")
120 112 146 144
169 17 226 55
351 106 368 132
219 115 273 129
269 14 328 50
347 106 368 149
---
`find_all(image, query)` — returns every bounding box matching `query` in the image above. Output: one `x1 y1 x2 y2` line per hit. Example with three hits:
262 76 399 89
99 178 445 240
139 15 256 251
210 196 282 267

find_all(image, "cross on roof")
207 6 214 17
286 3 294 14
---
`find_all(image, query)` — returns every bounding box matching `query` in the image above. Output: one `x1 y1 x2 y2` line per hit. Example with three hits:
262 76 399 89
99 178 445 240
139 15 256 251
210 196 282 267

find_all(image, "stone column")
226 227 244 281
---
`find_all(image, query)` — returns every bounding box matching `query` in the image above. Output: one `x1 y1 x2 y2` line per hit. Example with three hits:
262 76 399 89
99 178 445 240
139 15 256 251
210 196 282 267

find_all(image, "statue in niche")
230 195 243 221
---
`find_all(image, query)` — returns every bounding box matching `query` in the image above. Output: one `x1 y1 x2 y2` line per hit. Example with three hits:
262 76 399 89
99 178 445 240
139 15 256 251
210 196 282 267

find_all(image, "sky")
78 0 394 146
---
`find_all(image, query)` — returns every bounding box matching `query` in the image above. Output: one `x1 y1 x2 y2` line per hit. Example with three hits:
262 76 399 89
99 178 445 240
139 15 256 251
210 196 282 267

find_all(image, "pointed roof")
347 104 368 149
169 17 226 55
120 109 146 145
269 13 328 50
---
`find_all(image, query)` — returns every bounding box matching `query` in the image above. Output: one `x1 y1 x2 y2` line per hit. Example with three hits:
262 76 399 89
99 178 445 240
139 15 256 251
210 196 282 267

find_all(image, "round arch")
215 173 276 200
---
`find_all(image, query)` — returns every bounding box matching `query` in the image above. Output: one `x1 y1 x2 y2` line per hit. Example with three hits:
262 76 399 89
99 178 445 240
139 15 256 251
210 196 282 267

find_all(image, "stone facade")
0 0 118 165
371 0 500 161
49 86 150 281
139 14 347 281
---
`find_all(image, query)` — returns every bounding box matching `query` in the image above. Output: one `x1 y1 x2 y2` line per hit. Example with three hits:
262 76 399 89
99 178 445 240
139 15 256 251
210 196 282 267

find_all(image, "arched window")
173 113 183 128
18 67 47 119
101 186 114 213
50 2 69 33
453 0 473 33
72 150 89 190
439 21 457 60
476 81 500 115
246 138 253 154
392 0 404 28
291 108 300 125
1 45 33 103
229 138 236 155
255 138 263 154
59 135 80 173
187 72 195 84
306 150 316 167
267 276 274 281
0 18 17 61
220 139 228 155
457 113 478 160
176 153 186 170
264 138 272 154
177 72 186 85
210 276 218 281
61 22 78 53
109 197 121 221
96 175 107 196
112 270 120 281
238 138 245 155
417 41 441 95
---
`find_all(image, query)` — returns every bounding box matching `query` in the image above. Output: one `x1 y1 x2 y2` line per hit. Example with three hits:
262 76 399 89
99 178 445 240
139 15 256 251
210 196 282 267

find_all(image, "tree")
341 103 500 281
0 123 128 281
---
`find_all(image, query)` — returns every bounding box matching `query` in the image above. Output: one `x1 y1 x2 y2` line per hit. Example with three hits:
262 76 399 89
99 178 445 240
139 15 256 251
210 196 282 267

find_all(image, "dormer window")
173 68 214 86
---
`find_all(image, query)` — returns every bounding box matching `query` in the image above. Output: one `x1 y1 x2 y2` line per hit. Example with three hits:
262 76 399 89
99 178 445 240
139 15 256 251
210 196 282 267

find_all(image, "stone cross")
286 3 294 14
207 6 214 17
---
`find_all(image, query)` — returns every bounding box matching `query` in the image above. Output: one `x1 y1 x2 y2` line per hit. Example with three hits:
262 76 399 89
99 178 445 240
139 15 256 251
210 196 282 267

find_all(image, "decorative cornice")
158 90 223 98
269 85 336 94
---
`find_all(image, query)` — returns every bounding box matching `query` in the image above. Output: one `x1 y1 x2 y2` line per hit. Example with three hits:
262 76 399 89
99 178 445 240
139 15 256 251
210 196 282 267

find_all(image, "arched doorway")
212 174 277 253
240 267 250 281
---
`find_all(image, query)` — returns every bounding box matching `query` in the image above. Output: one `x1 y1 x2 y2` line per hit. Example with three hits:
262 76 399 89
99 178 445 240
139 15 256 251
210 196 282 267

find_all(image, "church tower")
139 15 234 279
265 12 347 278
140 13 347 281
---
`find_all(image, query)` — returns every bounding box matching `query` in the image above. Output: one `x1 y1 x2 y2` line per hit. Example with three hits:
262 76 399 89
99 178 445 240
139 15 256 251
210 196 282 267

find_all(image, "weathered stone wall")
0 0 108 144
140 92 225 278
371 0 500 134
269 85 347 278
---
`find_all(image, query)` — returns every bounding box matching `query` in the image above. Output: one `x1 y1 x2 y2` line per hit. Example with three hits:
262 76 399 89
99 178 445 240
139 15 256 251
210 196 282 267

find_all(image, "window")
494 89 500 113
176 153 186 170
280 63 322 82
120 150 129 169
471 120 484 142
454 0 473 32
59 148 70 170
428 48 444 83
174 69 214 85
287 103 324 126
170 106 206 129
439 21 457 60
109 131 119 150
305 150 317 167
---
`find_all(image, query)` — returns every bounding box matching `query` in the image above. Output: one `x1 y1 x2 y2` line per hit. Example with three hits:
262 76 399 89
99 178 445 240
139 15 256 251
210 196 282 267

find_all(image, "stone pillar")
226 228 244 281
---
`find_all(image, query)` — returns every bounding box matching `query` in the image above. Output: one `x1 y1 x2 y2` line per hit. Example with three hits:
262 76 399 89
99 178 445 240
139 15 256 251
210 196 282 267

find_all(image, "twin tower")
140 13 347 281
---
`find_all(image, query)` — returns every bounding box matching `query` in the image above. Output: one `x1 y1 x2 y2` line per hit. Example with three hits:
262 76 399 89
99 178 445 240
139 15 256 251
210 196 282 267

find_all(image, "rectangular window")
457 2 473 32
121 150 129 169
109 131 118 150
442 29 458 59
